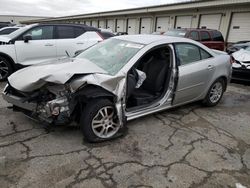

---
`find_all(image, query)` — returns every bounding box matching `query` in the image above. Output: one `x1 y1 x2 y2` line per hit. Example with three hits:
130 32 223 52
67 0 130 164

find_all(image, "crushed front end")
2 83 73 125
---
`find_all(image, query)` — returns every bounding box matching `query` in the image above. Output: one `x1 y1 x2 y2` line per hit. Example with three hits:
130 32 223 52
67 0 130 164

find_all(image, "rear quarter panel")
201 54 231 99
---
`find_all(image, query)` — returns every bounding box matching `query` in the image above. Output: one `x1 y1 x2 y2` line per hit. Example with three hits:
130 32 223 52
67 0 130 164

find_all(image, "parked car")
0 22 14 29
164 28 225 51
2 35 231 142
0 26 21 36
0 23 104 81
231 47 250 81
226 41 250 54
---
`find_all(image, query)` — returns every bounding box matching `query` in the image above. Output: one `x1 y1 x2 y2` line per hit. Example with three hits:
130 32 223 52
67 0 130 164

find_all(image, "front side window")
200 31 211 41
23 26 54 40
175 43 212 65
77 38 144 75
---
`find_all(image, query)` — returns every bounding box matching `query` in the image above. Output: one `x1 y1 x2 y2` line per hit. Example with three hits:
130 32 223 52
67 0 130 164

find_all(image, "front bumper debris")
2 92 37 111
2 89 71 124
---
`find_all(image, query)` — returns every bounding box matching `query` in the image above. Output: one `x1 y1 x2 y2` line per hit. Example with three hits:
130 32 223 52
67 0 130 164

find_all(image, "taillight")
230 56 235 64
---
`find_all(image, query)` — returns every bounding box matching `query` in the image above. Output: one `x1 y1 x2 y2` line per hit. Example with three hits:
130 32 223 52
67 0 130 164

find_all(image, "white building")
0 15 49 25
21 0 250 43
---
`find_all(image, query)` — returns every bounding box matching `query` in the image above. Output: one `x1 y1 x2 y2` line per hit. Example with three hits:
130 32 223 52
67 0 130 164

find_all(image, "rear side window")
200 31 211 41
56 26 85 39
74 27 85 37
189 31 199 41
100 32 114 39
200 49 212 59
175 43 212 65
212 31 224 42
56 26 74 39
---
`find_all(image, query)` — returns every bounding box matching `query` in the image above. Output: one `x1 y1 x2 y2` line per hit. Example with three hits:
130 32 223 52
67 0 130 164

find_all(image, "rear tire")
80 98 125 143
0 56 13 81
203 78 225 107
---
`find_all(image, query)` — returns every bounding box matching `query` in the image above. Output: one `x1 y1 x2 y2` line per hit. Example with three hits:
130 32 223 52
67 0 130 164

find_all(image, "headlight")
47 84 73 97
46 96 70 117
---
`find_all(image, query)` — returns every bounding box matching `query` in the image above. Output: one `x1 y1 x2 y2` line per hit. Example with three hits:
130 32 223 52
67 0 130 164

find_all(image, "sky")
0 0 191 17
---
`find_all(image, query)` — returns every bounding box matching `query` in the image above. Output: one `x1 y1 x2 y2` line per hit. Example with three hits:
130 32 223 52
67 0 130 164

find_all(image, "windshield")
77 38 144 75
0 28 19 35
164 30 187 37
8 24 35 39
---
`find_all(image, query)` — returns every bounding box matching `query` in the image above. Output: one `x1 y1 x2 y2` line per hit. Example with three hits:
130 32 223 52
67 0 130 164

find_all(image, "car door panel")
173 43 216 105
15 26 56 65
15 40 56 65
56 32 102 57
174 59 215 104
55 26 102 58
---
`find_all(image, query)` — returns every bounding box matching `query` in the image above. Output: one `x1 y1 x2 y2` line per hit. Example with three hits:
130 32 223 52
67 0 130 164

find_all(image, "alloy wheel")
91 106 119 139
209 82 223 104
0 60 9 80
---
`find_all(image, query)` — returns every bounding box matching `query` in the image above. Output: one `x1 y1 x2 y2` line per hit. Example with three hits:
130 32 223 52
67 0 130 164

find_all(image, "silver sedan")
2 35 232 142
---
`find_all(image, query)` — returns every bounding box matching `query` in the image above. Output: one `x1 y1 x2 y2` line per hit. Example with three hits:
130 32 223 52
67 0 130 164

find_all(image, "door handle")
45 43 54 46
207 65 215 70
76 42 84 45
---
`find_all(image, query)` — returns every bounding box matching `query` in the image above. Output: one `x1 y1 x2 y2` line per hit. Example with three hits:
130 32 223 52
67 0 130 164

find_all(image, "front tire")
80 98 123 143
203 79 225 107
0 56 13 81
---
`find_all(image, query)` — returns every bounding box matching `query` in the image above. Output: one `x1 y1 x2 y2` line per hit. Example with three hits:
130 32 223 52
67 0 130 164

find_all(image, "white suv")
0 23 104 80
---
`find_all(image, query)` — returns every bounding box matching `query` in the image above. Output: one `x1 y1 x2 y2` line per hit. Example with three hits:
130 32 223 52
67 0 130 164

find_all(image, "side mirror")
23 35 32 43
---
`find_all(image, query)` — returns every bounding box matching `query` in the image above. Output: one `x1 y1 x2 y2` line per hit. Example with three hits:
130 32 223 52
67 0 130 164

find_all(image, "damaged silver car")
2 35 232 142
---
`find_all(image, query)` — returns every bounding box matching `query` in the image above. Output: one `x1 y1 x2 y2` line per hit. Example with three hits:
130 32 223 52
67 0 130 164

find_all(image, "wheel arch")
0 52 16 70
216 75 228 91
74 84 116 101
71 84 116 123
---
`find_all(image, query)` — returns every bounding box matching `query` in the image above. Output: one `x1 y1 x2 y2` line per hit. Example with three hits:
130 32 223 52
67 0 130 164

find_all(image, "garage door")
85 21 91 26
98 20 105 29
228 12 250 43
91 20 98 28
199 14 222 30
156 17 170 32
175 16 192 29
140 18 153 34
107 20 114 32
127 18 137 34
116 19 126 32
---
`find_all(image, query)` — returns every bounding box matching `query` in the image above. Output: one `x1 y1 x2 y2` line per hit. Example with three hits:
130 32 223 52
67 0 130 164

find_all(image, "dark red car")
164 28 225 51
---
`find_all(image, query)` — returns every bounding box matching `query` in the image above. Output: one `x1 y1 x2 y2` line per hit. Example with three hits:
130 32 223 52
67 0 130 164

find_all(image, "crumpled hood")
232 49 250 62
0 36 11 43
8 58 108 92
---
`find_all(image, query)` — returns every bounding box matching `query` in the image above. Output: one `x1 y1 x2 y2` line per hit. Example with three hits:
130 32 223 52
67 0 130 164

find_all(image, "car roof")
114 34 193 45
169 28 219 32
38 23 100 31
